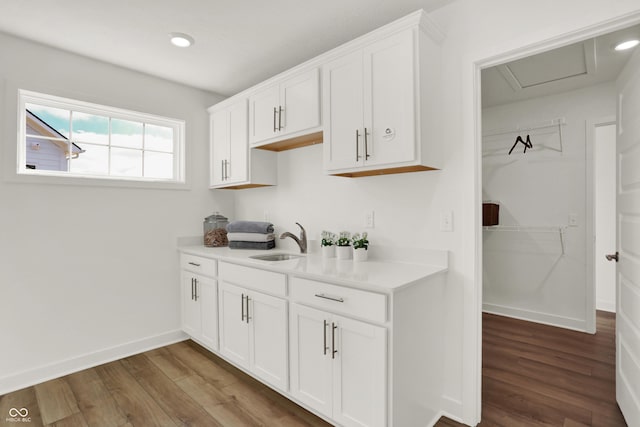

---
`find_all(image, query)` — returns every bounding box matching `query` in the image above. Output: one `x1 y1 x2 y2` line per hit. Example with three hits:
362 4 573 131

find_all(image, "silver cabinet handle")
221 160 224 181
332 322 338 359
193 278 198 301
278 105 283 131
364 127 370 159
323 320 328 355
315 293 344 303
188 262 201 267
191 278 195 301
224 159 229 180
241 293 245 322
273 107 277 133
355 129 361 161
245 295 250 323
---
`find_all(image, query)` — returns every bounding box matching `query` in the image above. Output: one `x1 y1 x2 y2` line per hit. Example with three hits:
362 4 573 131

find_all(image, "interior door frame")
586 116 617 319
468 13 640 425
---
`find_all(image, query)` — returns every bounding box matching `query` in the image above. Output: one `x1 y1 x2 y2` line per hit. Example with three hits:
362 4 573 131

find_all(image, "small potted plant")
352 232 369 262
336 231 352 260
320 230 336 258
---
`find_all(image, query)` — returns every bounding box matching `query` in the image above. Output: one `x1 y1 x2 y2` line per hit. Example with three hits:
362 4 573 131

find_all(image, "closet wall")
482 81 616 331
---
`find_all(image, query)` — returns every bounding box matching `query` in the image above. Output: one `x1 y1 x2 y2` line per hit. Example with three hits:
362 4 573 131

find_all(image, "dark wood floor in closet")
436 311 626 427
0 311 625 426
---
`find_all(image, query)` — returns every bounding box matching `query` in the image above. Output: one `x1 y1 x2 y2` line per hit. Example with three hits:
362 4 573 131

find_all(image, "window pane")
70 143 108 175
145 124 174 152
72 112 109 145
111 119 143 149
25 104 70 138
111 147 142 177
25 136 71 171
144 151 174 179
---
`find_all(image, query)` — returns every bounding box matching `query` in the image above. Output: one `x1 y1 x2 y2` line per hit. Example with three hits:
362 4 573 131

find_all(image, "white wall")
481 83 616 331
0 32 234 393
594 124 617 312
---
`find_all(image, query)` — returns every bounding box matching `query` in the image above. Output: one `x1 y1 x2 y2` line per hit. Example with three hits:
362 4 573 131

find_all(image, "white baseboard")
596 299 616 313
0 329 188 395
440 394 464 423
483 303 588 332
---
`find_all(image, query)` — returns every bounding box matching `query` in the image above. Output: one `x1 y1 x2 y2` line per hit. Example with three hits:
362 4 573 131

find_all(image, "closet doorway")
478 23 640 425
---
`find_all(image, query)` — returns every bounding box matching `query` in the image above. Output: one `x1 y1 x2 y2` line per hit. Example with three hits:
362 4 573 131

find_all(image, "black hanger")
508 134 533 155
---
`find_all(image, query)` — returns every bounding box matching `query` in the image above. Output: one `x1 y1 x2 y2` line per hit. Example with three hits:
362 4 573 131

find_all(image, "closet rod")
483 118 565 138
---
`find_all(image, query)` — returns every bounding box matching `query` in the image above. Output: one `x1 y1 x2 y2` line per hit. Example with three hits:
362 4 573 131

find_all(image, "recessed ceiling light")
614 39 639 51
170 32 194 48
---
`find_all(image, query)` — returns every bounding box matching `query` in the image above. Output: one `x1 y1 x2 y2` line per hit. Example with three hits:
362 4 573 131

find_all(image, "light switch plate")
568 213 578 227
440 211 453 232
365 210 375 228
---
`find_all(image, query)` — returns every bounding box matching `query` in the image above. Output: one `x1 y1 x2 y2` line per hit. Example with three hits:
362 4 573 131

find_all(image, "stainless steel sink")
249 253 303 261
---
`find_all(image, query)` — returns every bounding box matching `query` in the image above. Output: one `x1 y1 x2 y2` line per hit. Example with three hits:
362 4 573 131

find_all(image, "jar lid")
204 212 228 222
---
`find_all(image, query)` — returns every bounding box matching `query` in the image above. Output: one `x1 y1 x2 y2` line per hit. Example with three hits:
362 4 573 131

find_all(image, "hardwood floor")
0 340 332 427
1 311 626 426
436 311 626 427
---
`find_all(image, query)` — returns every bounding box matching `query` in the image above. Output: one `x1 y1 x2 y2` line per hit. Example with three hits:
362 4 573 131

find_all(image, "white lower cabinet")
290 303 387 427
218 281 288 391
181 272 218 351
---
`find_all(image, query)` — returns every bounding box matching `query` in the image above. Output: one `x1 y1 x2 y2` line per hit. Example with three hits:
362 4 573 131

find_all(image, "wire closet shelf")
482 118 566 156
482 225 566 255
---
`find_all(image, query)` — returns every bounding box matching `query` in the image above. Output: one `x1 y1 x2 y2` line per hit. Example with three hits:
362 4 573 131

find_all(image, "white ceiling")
482 24 640 108
0 0 451 96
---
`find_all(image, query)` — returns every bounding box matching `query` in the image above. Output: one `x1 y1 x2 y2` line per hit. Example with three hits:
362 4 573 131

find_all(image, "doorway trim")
467 12 640 426
586 116 617 318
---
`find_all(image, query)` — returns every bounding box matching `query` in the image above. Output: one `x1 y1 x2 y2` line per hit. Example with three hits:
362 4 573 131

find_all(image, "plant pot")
322 245 336 258
336 245 352 260
353 248 368 262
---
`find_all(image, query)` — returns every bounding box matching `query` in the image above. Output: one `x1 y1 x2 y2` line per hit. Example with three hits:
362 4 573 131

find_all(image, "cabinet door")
323 50 365 171
226 100 249 184
249 291 288 391
290 304 333 418
280 68 320 137
198 276 218 351
182 273 201 337
363 29 416 167
249 85 280 144
218 282 250 368
332 315 387 427
210 109 229 187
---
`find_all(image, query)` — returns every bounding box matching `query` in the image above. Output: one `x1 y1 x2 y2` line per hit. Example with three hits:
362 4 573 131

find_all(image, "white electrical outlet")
264 210 270 222
568 213 578 227
365 210 375 228
440 211 453 232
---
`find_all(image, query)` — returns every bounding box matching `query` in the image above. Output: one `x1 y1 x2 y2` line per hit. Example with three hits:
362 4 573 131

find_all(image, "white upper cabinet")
209 98 276 189
323 21 443 177
249 68 321 147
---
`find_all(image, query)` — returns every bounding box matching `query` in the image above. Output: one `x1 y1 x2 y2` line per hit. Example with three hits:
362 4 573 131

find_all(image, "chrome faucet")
280 222 307 254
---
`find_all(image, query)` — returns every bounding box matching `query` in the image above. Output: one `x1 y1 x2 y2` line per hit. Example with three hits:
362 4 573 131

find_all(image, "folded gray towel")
229 240 276 250
227 232 275 242
226 221 274 234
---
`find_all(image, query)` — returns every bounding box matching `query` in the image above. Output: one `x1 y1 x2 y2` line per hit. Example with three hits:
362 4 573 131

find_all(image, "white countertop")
178 245 447 293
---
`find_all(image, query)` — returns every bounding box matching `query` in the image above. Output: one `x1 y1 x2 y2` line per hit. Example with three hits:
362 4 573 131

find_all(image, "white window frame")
17 89 186 185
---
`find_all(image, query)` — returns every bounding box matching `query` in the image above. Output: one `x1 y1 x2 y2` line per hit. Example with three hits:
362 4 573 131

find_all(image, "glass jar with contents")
203 212 229 247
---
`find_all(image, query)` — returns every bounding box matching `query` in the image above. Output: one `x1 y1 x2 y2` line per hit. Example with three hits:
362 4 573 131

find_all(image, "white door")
323 50 364 171
182 273 201 337
363 28 416 168
198 277 218 350
290 304 333 418
218 282 249 368
227 99 248 184
280 68 320 136
210 110 228 186
248 291 288 391
615 48 640 426
332 315 387 427
249 85 280 144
